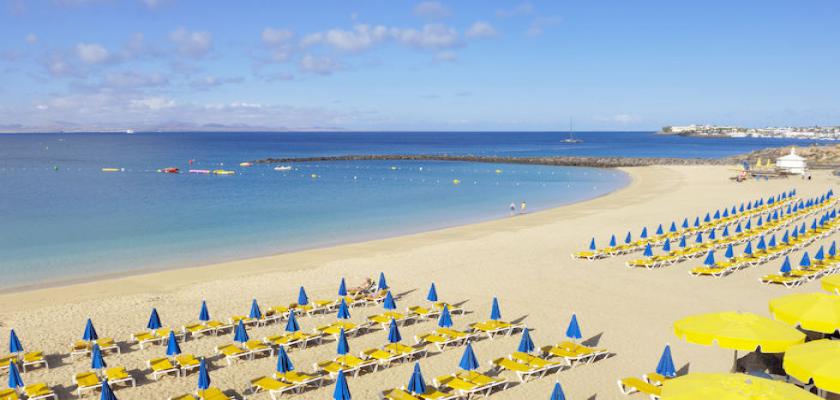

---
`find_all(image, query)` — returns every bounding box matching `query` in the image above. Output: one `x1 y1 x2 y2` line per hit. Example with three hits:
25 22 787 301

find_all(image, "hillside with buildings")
661 124 840 139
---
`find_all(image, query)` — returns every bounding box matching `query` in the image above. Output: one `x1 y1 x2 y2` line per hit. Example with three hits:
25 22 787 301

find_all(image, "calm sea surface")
0 131 816 288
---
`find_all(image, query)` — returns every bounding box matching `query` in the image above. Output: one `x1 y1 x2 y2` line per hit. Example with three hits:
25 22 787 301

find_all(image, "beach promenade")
1 165 835 399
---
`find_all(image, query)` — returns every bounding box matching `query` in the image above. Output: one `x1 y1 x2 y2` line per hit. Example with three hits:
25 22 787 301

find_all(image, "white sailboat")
562 117 583 143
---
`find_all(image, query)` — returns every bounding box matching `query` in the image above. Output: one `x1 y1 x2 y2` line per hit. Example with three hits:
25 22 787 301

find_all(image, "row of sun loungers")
73 367 136 397
0 352 48 373
0 383 57 400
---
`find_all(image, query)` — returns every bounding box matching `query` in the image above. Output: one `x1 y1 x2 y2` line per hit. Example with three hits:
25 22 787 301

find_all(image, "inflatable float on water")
239 162 253 167
213 169 235 175
101 168 123 172
274 165 292 171
157 167 179 174
189 169 210 174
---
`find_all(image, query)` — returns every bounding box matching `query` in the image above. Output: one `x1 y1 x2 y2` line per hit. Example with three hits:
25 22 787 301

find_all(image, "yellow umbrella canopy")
783 340 840 394
769 293 840 334
661 373 822 399
673 311 805 352
823 275 840 295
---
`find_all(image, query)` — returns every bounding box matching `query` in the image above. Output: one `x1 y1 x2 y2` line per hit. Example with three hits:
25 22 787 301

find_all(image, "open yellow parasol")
822 274 840 295
769 292 840 334
674 311 805 352
660 373 822 399
783 339 840 394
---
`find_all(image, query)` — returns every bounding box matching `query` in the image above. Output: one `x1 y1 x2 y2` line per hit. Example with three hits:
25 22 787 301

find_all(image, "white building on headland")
776 147 807 175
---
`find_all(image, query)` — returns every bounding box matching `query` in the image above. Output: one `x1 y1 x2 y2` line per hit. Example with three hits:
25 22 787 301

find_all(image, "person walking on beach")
509 202 516 216
520 201 527 214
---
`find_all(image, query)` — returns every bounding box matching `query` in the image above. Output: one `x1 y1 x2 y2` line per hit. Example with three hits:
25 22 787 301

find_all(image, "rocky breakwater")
254 154 727 168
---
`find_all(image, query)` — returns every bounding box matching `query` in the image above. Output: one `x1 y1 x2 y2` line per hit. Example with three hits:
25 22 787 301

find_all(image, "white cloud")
131 96 176 110
103 71 168 88
140 0 166 8
413 1 451 18
596 114 643 125
299 54 341 75
527 16 562 36
261 28 296 62
190 75 244 89
301 24 389 52
76 43 109 64
25 33 38 44
391 23 460 49
466 21 497 39
496 2 533 17
169 27 212 57
45 55 75 77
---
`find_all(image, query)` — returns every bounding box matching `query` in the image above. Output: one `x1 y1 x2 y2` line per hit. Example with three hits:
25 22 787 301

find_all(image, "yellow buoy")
311 174 318 179
452 179 461 185
390 166 397 170
495 169 502 174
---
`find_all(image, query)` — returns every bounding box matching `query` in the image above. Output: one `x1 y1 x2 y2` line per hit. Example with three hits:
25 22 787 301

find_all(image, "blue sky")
1 0 838 131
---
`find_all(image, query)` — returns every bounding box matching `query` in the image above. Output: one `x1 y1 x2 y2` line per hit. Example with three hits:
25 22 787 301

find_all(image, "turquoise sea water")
0 131 815 288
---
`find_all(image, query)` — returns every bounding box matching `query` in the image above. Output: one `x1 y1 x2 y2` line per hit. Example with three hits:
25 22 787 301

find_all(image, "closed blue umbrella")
337 299 351 320
656 224 664 235
565 314 582 341
624 231 632 244
378 272 388 291
739 203 745 212
8 361 24 390
199 301 210 322
458 342 479 371
99 379 117 400
285 310 300 333
549 381 566 400
743 241 753 256
297 287 309 306
640 227 648 239
338 278 347 297
681 218 689 229
438 305 453 328
694 232 703 244
91 344 106 370
406 363 427 395
694 217 700 228
83 318 98 341
723 208 729 218
333 370 352 400
427 283 438 302
337 328 350 356
731 205 737 215
735 223 742 234
792 229 799 239
703 251 715 266
656 345 676 378
147 308 162 331
815 246 825 261
782 231 789 244
800 223 806 235
722 226 729 238
642 243 653 257
780 256 792 274
744 220 751 230
518 328 535 353
233 320 249 343
669 222 677 232
756 236 766 250
713 210 720 220
588 238 596 251
704 213 711 223
662 239 671 253
387 318 402 345
249 299 262 320
490 297 502 321
724 244 734 259
800 252 811 268
756 216 763 227
609 235 617 247
275 346 294 373
8 330 23 354
830 241 837 258
708 228 716 241
383 291 397 311
166 330 181 356
678 236 687 249
197 357 211 390
768 235 776 248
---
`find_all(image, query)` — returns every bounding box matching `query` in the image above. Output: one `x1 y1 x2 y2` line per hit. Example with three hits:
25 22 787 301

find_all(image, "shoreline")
0 166 639 304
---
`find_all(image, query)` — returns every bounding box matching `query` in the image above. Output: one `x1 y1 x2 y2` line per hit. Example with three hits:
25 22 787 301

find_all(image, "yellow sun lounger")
314 355 377 378
361 348 404 368
148 357 180 380
380 387 460 400
617 376 662 399
73 372 102 396
408 305 441 319
759 274 807 287
21 351 49 371
415 332 466 351
275 370 324 388
433 303 465 315
175 354 201 376
248 376 299 398
215 344 250 365
491 357 548 382
196 387 236 400
316 321 363 338
509 352 564 372
167 395 197 400
104 366 136 387
132 331 164 349
469 320 524 339
244 340 274 359
541 342 608 365
0 389 20 400
23 383 57 400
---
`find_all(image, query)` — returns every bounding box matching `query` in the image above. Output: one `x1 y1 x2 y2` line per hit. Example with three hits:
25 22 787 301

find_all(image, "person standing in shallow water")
509 202 516 216
520 201 527 214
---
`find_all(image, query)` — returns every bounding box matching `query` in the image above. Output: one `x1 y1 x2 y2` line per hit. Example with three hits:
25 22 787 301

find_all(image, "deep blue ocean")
0 131 817 288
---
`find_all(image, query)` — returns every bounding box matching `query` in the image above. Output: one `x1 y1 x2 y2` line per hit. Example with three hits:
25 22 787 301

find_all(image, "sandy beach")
1 164 835 400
